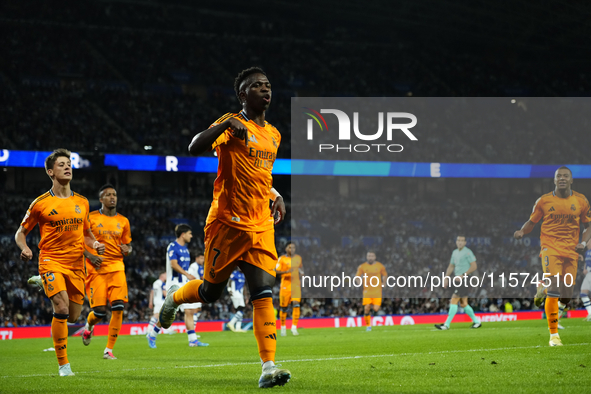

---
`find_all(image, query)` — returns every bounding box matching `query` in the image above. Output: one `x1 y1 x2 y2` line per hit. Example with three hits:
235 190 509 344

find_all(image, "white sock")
104 347 112 353
188 331 198 342
558 302 566 318
550 333 559 338
149 326 161 337
148 317 158 331
229 315 238 325
582 295 591 314
262 361 275 371
291 325 297 329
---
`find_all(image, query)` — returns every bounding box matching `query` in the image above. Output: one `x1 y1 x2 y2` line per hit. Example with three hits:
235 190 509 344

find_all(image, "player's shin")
546 295 560 335
581 294 591 315
292 306 300 328
107 309 123 349
87 310 106 327
279 310 287 328
173 280 204 304
252 294 276 363
463 304 479 324
444 304 458 327
53 313 70 366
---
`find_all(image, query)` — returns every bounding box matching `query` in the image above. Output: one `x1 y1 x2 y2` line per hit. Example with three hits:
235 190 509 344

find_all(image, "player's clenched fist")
226 117 249 146
513 230 524 240
94 241 106 255
20 247 33 262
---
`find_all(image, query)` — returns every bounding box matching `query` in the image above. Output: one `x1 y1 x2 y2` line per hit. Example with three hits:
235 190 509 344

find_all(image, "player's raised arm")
188 117 248 156
15 226 33 262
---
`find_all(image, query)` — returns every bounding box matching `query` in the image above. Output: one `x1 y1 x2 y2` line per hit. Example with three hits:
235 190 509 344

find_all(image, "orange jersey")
205 111 281 232
20 190 90 271
530 190 591 259
275 254 303 293
356 262 387 298
85 210 132 274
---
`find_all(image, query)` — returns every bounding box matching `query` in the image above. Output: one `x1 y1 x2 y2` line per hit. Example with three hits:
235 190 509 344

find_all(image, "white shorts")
180 302 202 312
231 290 245 309
581 272 591 292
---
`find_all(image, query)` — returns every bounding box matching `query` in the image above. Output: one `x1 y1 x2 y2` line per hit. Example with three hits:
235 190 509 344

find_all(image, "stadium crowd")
1 195 586 327
1 4 590 162
1 1 590 327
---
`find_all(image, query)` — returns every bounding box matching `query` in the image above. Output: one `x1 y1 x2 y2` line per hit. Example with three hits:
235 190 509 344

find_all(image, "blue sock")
444 304 458 327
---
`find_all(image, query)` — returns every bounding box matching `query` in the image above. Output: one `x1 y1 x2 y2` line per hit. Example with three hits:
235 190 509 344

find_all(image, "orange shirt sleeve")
121 217 132 244
20 200 41 231
84 199 91 232
380 263 387 277
210 113 234 150
529 197 544 223
355 264 364 277
275 256 285 272
581 196 591 224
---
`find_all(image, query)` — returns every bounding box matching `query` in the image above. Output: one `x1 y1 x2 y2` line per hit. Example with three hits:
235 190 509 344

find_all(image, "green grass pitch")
1 319 590 393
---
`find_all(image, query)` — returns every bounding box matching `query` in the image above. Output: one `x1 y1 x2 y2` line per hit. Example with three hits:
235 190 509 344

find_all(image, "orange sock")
292 307 300 326
173 280 204 304
365 314 371 327
87 311 103 326
279 311 287 329
107 310 123 349
546 297 559 334
252 298 276 363
52 315 69 366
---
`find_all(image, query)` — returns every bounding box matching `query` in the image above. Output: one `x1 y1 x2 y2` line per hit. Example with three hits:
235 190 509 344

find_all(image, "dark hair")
175 224 192 238
556 166 572 176
457 235 466 239
195 250 204 257
99 183 116 198
234 67 266 103
44 148 71 172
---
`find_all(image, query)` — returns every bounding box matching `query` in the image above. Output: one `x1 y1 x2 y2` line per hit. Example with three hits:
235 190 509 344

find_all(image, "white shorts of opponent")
231 289 246 309
167 279 202 311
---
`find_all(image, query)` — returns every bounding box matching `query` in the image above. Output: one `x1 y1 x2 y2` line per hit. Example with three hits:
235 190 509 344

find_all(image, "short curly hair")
233 67 266 103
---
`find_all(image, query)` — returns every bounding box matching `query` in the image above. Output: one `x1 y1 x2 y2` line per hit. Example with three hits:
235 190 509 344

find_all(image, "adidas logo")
48 209 58 216
97 223 104 228
249 134 258 143
548 207 555 212
265 333 277 340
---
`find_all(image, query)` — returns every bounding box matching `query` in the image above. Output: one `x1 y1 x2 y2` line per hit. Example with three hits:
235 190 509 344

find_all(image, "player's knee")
54 312 69 322
293 302 300 308
68 311 81 323
236 306 245 312
111 301 125 311
559 298 571 305
93 305 107 314
250 286 273 301
280 306 288 313
200 281 224 303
